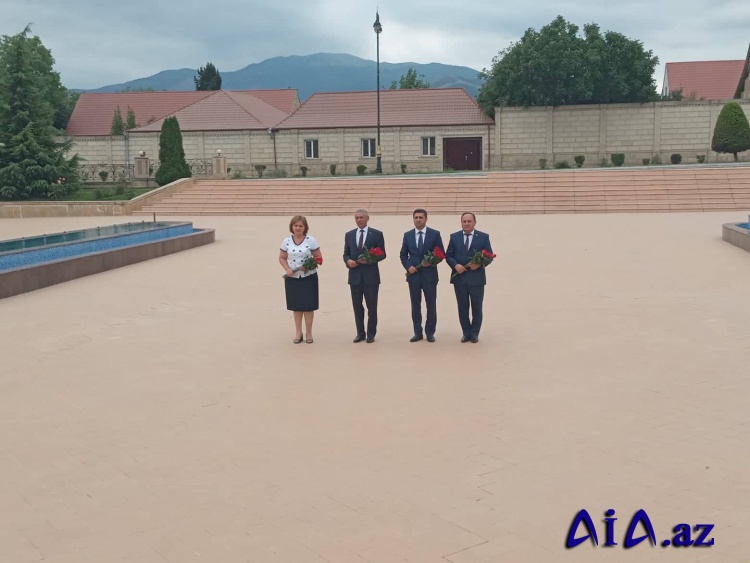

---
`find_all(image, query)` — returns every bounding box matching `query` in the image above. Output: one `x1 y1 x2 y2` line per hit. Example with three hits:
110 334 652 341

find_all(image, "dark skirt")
285 273 319 311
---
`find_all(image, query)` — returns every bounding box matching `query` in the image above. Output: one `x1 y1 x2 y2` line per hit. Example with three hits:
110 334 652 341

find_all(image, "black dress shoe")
460 336 470 343
471 337 479 343
409 334 423 342
426 335 435 342
366 336 375 343
353 334 366 343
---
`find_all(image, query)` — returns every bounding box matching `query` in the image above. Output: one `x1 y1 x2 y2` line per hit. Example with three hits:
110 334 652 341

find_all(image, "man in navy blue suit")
400 209 445 343
445 212 494 343
343 209 386 343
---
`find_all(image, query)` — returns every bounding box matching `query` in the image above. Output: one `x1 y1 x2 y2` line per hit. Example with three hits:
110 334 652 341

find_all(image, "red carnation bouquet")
358 246 384 264
451 249 496 278
283 255 323 278
406 246 445 277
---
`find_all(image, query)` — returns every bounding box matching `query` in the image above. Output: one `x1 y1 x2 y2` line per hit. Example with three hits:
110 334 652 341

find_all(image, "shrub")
610 153 625 167
98 171 109 182
155 116 191 186
554 160 571 169
227 167 232 173
651 154 662 165
642 158 651 166
231 170 246 179
115 184 125 195
696 155 706 163
574 155 585 168
670 153 682 165
599 158 610 167
356 164 367 175
94 188 104 199
711 101 750 161
401 163 407 173
539 158 547 169
266 168 288 178
254 164 266 178
125 189 136 199
300 166 308 177
330 164 337 176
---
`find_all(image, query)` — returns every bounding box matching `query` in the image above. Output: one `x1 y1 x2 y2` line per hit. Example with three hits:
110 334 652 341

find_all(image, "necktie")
417 231 424 252
358 230 364 252
464 233 471 251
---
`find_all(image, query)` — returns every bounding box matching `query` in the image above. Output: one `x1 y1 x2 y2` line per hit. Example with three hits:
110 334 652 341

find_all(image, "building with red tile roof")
661 60 745 100
68 87 495 175
67 89 301 136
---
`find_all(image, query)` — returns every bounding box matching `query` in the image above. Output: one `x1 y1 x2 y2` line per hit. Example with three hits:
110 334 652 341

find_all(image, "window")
362 138 376 158
304 139 319 159
421 136 436 156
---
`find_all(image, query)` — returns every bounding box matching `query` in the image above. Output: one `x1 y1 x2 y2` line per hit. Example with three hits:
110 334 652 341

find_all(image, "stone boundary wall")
495 100 750 169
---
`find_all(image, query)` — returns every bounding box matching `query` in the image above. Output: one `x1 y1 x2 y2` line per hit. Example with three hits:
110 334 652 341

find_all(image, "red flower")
451 248 496 279
358 246 384 263
283 255 322 278
433 247 446 260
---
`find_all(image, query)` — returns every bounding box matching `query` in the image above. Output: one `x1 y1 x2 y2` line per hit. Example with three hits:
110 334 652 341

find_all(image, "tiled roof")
244 89 300 115
663 60 745 100
66 91 213 136
67 89 300 136
277 88 494 129
133 90 291 132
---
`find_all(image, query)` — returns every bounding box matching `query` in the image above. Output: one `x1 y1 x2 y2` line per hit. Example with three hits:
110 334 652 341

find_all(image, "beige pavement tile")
1 213 748 561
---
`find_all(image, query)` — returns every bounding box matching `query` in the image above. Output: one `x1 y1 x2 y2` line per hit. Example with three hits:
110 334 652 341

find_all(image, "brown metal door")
443 138 482 170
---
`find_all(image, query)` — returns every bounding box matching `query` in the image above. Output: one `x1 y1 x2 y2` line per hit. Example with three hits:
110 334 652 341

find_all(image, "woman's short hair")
289 215 309 235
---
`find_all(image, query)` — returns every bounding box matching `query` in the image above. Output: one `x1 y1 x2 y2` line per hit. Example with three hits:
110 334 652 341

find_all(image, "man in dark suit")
400 208 445 343
343 209 386 343
445 212 494 343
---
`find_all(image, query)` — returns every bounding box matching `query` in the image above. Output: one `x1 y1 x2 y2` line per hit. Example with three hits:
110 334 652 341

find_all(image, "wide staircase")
132 165 750 216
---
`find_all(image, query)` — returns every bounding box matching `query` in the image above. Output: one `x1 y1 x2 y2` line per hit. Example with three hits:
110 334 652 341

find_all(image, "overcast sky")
1 0 748 91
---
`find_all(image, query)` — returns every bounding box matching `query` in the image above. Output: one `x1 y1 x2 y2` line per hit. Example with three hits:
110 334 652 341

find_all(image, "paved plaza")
1 212 749 562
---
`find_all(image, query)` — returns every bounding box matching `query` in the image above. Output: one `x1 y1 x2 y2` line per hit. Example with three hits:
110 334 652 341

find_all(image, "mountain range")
83 53 484 100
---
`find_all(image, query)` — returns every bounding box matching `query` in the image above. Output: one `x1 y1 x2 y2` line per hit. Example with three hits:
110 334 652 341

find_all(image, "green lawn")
35 188 156 202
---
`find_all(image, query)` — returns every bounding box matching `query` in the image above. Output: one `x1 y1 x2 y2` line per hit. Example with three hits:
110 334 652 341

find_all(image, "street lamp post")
373 12 383 174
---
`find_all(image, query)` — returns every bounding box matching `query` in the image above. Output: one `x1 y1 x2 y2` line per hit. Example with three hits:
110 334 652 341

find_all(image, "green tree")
389 68 430 89
0 26 79 200
155 116 191 186
711 101 750 162
111 106 125 135
477 16 659 115
126 106 137 129
194 62 222 91
0 27 78 130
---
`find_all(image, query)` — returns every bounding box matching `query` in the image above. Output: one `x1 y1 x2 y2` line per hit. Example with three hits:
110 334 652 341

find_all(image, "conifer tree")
155 116 191 186
0 26 79 200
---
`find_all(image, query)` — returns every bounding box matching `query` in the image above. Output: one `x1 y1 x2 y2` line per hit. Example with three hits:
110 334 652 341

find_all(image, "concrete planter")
722 219 750 253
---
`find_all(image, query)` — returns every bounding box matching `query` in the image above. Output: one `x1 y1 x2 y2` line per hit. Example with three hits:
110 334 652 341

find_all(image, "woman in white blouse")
279 215 323 343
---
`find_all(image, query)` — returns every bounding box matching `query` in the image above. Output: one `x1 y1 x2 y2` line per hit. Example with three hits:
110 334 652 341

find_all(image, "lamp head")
373 12 382 34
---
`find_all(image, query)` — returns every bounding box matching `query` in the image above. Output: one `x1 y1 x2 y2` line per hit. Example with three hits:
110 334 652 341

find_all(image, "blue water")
737 223 749 229
0 221 175 253
0 224 195 272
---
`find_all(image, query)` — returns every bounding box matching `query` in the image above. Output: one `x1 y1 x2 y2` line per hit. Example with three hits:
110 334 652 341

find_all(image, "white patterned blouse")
280 235 320 278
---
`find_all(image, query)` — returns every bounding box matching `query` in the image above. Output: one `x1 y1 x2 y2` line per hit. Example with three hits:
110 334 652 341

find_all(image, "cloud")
0 0 747 91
